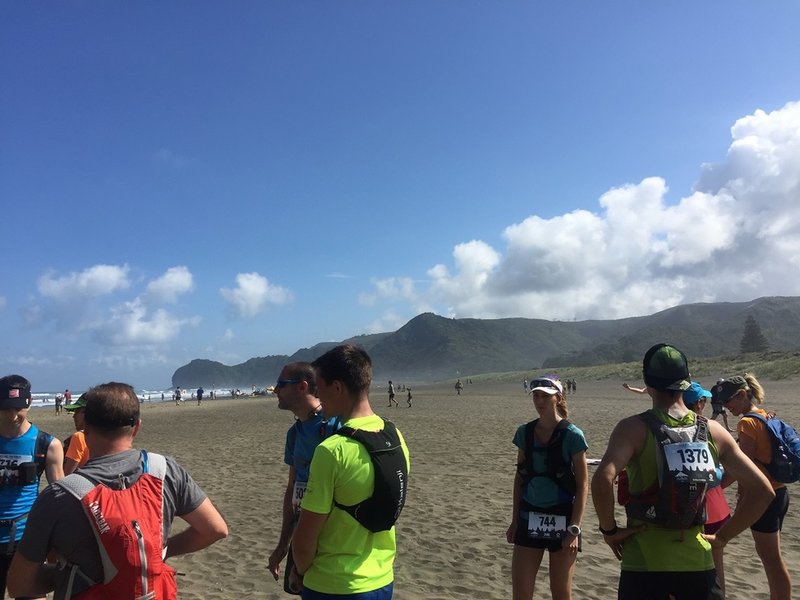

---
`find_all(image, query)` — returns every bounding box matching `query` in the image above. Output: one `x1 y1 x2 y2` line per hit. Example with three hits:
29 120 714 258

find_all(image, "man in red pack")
8 381 228 599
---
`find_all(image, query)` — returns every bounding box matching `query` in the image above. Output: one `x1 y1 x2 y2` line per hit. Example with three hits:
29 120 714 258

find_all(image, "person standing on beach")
7 381 228 599
681 382 732 596
64 389 72 406
196 386 204 406
715 374 792 599
508 376 588 600
592 344 773 600
268 362 340 595
387 380 397 407
63 394 90 475
293 345 410 600
710 380 733 432
0 374 64 600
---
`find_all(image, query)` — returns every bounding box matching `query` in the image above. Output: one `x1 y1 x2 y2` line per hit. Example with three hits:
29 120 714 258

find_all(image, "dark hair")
83 382 140 432
311 344 372 395
282 362 317 394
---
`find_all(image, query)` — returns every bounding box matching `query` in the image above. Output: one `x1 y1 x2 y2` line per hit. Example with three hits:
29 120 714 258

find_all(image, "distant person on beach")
54 393 63 415
592 344 773 600
710 380 733 432
714 374 792 599
175 387 182 405
523 379 528 393
8 381 228 599
407 387 412 408
196 387 204 406
455 379 464 395
387 380 397 407
64 389 72 405
0 374 64 599
267 362 340 595
293 345 410 599
508 376 588 600
63 394 90 475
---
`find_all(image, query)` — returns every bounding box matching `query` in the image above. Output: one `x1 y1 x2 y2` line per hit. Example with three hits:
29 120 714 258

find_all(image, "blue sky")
2 2 800 391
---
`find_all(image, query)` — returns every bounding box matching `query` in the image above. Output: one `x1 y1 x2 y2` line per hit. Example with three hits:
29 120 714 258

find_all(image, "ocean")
29 387 242 408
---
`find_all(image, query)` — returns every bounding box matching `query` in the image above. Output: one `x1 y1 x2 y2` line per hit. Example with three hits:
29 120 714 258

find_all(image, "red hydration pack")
56 451 177 600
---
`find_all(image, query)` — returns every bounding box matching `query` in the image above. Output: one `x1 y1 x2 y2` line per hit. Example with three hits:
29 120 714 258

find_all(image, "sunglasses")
275 379 302 389
722 389 740 405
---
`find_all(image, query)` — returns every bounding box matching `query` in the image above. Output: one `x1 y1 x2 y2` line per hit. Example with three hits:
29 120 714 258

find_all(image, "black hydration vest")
333 421 408 533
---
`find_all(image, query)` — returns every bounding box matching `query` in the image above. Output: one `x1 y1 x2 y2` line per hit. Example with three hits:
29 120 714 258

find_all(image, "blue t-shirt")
284 413 340 484
513 421 588 509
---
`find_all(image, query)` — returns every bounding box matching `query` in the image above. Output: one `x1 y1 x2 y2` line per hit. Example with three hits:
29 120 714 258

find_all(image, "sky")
2 2 800 391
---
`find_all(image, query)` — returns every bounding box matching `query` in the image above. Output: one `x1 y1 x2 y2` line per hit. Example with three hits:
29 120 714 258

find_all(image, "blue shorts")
302 582 393 600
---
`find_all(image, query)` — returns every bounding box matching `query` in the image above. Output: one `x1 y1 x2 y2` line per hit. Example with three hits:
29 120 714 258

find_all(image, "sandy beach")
26 379 799 599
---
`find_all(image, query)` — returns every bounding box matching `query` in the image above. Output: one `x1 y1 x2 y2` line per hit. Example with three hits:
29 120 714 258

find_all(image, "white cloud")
146 266 195 303
364 100 800 322
359 277 417 306
38 264 130 299
91 298 200 346
220 272 292 318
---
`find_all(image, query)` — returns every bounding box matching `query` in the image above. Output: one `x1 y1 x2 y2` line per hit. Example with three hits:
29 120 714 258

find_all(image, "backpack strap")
519 419 575 494
142 451 167 481
33 429 54 477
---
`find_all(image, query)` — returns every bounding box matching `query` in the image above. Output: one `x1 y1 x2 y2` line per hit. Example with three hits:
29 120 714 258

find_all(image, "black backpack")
624 411 715 529
334 421 408 533
518 419 576 496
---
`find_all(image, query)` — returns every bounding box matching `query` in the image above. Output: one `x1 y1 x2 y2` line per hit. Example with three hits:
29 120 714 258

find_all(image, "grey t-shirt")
17 448 206 598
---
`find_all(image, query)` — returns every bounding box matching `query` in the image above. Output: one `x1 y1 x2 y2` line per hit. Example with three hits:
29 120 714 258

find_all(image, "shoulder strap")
143 451 168 481
56 473 97 500
34 429 54 476
744 411 769 425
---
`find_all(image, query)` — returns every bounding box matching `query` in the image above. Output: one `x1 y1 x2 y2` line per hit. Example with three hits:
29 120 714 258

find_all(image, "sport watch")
567 524 581 536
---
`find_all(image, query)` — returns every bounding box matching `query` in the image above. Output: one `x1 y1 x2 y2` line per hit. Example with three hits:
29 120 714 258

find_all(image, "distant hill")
171 296 800 388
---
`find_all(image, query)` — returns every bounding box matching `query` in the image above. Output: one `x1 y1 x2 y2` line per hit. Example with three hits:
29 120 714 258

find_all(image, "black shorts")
751 486 789 533
0 550 38 600
513 502 581 552
618 570 723 600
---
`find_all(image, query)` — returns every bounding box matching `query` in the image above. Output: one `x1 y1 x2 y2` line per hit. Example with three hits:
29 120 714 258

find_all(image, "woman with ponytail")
507 376 588 600
716 373 791 599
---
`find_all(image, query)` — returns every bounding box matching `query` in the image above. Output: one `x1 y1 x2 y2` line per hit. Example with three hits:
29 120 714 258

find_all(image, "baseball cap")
529 377 563 395
683 381 712 406
0 380 32 409
65 394 88 413
714 376 747 403
642 343 691 391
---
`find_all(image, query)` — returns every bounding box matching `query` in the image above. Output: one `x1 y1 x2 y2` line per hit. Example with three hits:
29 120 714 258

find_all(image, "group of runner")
511 343 790 600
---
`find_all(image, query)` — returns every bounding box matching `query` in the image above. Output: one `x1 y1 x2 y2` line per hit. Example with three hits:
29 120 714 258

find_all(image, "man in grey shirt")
7 382 228 599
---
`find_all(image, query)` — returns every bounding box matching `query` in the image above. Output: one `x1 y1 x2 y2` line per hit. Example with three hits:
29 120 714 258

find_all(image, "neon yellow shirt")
622 409 716 572
300 414 411 594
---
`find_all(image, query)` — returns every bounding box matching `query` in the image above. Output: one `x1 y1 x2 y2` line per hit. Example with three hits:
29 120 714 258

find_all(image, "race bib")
292 481 308 510
664 442 716 483
527 512 566 539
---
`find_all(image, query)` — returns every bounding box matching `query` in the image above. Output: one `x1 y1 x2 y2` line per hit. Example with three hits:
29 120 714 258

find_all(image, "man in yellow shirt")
292 345 410 599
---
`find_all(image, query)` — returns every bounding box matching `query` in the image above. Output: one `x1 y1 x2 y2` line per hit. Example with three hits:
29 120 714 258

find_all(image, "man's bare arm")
45 438 65 483
165 498 228 559
292 509 328 575
268 467 298 579
7 553 57 598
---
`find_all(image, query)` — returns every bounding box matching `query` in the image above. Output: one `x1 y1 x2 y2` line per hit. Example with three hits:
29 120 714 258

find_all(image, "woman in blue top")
507 376 588 600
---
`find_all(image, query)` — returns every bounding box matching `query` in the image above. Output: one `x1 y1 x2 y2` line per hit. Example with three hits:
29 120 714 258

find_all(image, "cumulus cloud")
220 272 292 318
91 298 200 346
146 266 195 303
364 100 800 322
38 264 130 299
359 277 418 306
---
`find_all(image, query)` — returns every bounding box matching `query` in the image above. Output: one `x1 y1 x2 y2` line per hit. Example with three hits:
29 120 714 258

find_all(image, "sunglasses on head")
529 378 559 390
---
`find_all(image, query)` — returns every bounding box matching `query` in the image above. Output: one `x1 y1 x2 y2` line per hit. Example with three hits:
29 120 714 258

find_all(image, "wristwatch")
566 524 581 536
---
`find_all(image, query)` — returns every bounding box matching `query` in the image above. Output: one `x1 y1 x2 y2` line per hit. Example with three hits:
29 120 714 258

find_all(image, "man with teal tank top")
0 375 64 600
267 362 340 595
591 344 774 599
